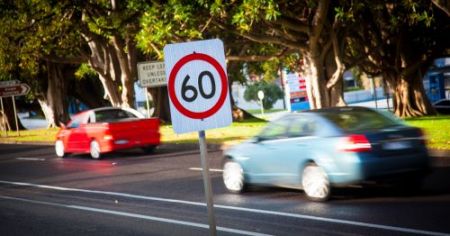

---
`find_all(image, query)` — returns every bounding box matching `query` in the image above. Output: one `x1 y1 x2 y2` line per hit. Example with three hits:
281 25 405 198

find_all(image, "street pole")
370 76 378 109
12 96 20 136
0 97 7 137
259 99 264 116
198 130 217 236
145 89 151 118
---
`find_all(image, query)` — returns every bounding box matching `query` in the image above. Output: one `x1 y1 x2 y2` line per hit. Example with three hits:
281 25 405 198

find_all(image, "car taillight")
339 134 372 152
104 135 113 140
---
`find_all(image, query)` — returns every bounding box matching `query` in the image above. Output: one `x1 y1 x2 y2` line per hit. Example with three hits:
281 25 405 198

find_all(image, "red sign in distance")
168 53 228 120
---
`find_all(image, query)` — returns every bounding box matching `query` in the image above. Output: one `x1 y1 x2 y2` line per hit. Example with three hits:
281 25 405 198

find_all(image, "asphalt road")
1 143 450 236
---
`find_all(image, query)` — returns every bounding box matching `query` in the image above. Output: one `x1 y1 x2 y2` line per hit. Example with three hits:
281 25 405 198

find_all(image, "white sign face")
137 61 167 88
164 39 232 134
0 80 20 88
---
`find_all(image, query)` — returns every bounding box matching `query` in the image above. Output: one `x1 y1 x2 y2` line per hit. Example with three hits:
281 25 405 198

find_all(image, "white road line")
0 180 448 236
0 195 271 236
16 157 46 161
189 167 223 172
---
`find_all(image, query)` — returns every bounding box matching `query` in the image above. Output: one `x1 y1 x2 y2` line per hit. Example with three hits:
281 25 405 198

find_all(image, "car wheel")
142 145 156 154
55 140 65 158
90 140 101 159
223 161 246 193
302 163 331 201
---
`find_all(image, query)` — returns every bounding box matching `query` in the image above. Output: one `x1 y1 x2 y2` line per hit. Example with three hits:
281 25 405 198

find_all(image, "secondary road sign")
0 83 30 98
0 80 20 87
164 39 232 134
137 61 167 88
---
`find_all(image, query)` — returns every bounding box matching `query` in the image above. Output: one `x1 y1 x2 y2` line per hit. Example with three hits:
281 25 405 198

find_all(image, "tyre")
89 140 101 159
302 163 331 201
142 145 156 154
55 140 65 158
223 161 246 193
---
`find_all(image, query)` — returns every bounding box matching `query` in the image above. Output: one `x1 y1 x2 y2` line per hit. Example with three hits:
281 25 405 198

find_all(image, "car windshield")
95 109 138 122
319 108 403 132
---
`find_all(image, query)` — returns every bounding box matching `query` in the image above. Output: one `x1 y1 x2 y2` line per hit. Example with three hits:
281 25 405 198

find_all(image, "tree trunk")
329 84 346 107
98 74 122 107
84 34 123 108
112 35 136 108
149 87 171 122
303 51 329 109
392 75 436 117
35 62 70 128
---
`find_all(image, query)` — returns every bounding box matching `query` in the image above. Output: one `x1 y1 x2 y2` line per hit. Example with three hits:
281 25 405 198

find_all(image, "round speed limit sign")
164 39 232 134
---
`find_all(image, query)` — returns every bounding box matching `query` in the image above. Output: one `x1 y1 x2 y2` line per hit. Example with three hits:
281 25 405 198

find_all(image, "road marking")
189 167 223 172
16 157 46 161
0 195 271 236
0 180 448 236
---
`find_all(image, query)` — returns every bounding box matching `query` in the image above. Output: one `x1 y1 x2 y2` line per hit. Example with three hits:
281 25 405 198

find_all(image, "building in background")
423 57 450 103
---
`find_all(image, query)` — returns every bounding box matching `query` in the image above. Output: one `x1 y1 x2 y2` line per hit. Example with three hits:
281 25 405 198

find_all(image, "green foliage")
75 64 98 80
0 0 82 80
230 0 280 32
244 80 283 109
136 1 205 58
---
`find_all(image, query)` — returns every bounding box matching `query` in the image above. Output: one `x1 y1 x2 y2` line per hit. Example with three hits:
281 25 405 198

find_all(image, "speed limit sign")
164 39 232 134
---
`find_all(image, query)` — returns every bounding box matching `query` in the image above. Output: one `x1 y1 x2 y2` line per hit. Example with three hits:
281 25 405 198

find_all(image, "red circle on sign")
168 53 228 119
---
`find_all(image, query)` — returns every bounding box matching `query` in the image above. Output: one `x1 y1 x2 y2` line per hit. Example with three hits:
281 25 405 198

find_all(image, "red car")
55 107 161 159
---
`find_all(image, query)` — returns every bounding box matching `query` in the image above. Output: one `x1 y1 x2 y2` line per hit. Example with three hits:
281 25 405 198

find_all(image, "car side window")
95 109 138 122
287 118 316 137
437 100 450 106
67 117 81 129
258 118 290 141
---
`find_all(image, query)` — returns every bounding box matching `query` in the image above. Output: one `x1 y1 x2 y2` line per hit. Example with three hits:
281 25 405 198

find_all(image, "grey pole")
12 96 20 136
1 97 7 137
198 130 217 236
145 89 151 118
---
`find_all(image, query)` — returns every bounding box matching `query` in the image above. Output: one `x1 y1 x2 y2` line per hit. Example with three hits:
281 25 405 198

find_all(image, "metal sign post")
198 130 217 236
12 96 19 136
145 90 151 118
0 97 7 137
0 81 31 136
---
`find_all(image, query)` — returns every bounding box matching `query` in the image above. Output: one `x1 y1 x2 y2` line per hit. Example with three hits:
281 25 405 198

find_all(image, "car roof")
71 107 129 118
433 98 450 104
301 106 374 114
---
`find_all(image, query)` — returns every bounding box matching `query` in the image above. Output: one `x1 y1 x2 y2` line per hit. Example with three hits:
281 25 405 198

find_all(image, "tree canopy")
1 0 449 128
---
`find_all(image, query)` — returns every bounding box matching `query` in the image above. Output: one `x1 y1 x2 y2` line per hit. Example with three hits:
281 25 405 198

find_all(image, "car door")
246 115 316 186
244 117 292 184
65 112 90 151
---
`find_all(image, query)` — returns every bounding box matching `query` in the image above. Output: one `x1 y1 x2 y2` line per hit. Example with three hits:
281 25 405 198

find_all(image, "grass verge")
405 115 450 150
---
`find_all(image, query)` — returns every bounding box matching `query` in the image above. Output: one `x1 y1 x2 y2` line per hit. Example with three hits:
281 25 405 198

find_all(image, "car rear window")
319 108 403 132
95 109 138 122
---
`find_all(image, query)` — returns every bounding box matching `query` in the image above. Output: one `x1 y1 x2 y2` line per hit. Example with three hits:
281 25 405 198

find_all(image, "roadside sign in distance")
0 83 30 98
137 61 167 88
164 39 232 134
